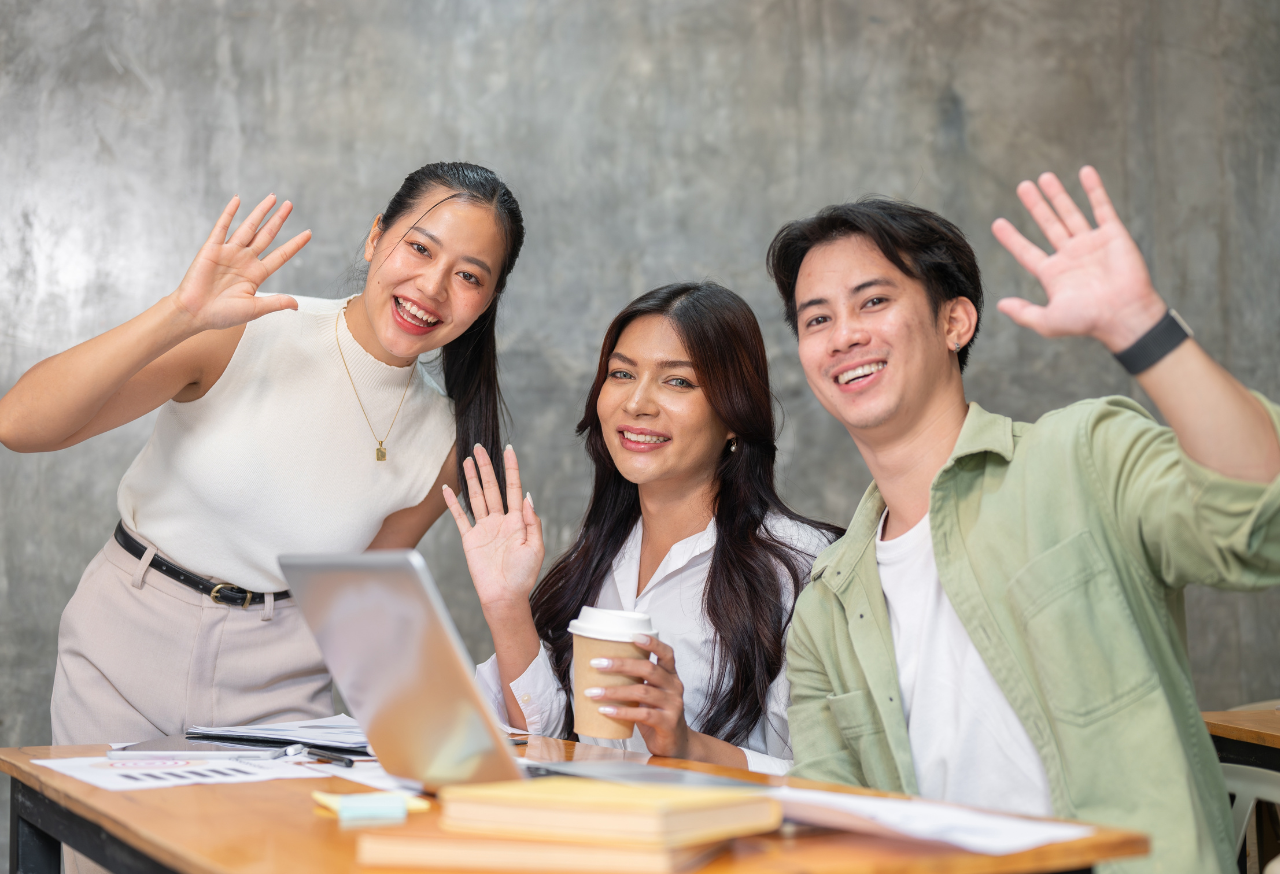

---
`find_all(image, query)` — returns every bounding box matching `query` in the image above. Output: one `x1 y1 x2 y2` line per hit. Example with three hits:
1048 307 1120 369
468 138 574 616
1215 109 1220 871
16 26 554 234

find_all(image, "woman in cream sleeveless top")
0 162 526 749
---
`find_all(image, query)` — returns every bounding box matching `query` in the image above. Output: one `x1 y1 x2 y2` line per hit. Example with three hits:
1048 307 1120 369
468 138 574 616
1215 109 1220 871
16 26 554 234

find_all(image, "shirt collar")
947 401 1015 464
611 517 718 608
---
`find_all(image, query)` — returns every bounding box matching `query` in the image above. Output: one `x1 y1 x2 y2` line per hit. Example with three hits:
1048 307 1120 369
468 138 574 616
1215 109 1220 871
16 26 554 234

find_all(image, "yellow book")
436 777 782 849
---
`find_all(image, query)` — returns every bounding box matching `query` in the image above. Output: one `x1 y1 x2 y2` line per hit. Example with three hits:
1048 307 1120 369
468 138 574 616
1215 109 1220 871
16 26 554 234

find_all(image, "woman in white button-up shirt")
444 282 841 774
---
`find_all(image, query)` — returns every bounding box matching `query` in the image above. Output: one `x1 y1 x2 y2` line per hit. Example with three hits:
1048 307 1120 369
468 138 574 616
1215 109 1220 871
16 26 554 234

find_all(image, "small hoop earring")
729 438 738 453
953 341 961 353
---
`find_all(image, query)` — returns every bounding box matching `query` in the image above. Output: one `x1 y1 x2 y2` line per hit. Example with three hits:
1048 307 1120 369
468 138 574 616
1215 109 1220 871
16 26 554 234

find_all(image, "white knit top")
117 296 456 593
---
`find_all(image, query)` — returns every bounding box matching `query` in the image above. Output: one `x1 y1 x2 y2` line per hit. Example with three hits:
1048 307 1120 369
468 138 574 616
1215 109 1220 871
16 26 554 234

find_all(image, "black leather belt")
113 521 290 607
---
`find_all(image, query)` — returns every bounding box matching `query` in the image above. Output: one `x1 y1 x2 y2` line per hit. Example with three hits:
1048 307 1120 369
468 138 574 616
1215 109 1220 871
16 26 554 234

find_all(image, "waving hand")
992 166 1166 352
169 194 311 331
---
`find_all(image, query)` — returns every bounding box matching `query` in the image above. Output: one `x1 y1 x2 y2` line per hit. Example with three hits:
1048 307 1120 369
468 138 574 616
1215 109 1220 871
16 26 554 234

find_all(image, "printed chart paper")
33 755 330 792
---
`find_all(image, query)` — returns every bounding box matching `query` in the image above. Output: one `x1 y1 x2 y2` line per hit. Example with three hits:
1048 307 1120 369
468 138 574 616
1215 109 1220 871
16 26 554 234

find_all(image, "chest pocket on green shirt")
1008 530 1160 727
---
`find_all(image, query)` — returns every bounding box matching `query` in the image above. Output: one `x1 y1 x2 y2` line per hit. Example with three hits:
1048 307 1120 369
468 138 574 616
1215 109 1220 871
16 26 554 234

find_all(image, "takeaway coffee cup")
569 606 658 740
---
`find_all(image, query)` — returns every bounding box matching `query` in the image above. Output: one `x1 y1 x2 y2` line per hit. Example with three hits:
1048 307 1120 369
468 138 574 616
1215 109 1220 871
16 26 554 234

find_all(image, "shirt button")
519 694 531 704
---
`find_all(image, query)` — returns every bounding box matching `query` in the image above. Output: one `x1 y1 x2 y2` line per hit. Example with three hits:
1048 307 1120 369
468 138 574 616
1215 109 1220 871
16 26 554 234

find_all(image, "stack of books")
357 776 783 873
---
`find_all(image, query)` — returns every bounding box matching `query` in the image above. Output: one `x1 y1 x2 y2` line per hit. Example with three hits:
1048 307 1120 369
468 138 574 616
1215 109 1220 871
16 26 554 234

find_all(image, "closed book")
437 777 782 848
357 830 728 873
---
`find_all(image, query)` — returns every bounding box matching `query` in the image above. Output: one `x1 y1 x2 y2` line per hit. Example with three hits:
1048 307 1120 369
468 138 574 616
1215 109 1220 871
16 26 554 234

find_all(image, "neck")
344 293 415 367
853 385 969 540
633 473 717 593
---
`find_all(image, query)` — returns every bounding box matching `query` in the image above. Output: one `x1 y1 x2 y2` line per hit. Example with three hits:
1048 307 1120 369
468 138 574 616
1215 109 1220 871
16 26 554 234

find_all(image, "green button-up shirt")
787 396 1280 874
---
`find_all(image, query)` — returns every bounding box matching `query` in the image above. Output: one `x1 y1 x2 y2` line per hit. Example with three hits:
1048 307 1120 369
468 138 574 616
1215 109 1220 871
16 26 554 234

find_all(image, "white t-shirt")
475 514 832 774
876 511 1053 816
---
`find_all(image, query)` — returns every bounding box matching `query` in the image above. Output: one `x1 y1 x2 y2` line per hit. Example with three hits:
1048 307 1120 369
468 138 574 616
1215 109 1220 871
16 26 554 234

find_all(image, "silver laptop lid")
278 550 521 790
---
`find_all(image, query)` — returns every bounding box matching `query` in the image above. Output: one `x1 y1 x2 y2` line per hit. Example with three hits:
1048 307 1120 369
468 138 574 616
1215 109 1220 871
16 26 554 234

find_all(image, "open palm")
444 444 545 609
992 167 1165 352
169 194 312 331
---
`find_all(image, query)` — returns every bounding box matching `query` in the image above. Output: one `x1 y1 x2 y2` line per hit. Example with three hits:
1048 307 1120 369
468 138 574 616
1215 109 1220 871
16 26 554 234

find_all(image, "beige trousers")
53 530 335 874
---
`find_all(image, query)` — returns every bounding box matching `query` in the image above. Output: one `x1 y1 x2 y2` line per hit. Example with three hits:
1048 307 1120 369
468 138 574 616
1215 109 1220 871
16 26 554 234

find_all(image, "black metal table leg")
9 778 179 874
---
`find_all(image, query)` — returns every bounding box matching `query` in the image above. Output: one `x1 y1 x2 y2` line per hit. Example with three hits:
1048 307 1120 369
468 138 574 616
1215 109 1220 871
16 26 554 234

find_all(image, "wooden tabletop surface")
0 737 1147 874
1203 709 1280 749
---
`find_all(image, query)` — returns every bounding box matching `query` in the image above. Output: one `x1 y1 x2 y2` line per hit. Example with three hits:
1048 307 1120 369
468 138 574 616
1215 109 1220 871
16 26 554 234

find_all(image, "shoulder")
761 512 839 559
1013 396 1162 460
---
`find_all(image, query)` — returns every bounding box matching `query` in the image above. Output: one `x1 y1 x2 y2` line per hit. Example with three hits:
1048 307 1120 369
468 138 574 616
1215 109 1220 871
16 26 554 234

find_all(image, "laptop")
278 550 756 792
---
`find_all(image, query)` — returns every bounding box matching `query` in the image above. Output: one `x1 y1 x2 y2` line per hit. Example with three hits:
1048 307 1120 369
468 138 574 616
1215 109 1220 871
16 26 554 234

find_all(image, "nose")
830 313 870 355
622 376 659 417
415 259 450 302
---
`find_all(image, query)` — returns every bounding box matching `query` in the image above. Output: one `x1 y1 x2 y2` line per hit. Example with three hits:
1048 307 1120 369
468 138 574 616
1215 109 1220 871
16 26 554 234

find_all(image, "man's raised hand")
169 194 311 332
443 444 545 611
992 167 1166 353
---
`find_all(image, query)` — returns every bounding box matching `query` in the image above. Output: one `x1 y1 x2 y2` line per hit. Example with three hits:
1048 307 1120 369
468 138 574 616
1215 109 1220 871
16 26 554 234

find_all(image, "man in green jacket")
767 166 1280 873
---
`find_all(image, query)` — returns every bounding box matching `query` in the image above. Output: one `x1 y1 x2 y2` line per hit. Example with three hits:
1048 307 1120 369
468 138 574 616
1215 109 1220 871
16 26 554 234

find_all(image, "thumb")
251 294 298 320
997 297 1054 336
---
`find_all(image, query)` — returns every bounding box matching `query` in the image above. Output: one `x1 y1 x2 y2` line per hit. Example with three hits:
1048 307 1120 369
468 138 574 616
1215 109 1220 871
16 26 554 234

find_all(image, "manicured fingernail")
633 634 651 645
589 658 610 669
474 442 483 450
505 443 513 452
597 706 617 716
526 492 534 508
584 687 604 698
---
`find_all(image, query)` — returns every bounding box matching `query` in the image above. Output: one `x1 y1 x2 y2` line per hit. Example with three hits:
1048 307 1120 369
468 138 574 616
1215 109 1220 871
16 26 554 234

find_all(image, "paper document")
770 786 1094 856
187 713 370 753
32 755 329 792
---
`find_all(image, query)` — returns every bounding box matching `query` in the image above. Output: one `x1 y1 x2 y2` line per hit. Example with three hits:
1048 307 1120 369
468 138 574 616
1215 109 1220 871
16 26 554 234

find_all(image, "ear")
942 296 979 351
364 215 385 263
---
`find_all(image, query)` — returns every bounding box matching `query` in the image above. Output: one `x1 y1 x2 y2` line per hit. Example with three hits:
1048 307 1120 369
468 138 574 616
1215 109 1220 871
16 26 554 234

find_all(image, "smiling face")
356 188 508 364
596 314 734 492
794 234 973 440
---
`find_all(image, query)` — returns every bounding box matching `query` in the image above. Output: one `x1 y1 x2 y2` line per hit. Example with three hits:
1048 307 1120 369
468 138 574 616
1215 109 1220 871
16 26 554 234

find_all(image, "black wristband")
1113 309 1193 375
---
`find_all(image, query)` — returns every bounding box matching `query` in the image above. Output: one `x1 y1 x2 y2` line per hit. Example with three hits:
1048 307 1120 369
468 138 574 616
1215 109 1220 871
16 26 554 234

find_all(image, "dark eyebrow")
607 352 694 371
796 277 896 315
408 227 493 276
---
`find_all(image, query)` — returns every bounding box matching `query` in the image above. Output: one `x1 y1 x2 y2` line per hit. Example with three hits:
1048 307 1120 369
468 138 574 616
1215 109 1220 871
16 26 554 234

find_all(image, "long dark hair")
377 162 525 510
529 282 843 744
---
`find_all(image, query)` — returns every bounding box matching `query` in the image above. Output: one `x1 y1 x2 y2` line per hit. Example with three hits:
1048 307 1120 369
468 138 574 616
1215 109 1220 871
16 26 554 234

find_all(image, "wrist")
1093 291 1167 354
156 293 204 342
480 596 534 626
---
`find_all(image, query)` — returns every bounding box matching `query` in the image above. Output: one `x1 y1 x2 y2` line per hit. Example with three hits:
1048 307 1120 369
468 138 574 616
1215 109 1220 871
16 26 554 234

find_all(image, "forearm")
481 598 545 732
685 731 749 769
1134 339 1280 483
0 297 196 451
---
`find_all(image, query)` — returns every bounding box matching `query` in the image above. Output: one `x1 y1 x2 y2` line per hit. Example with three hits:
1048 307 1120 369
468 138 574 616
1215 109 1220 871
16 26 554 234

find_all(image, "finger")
249 200 293 256
589 684 669 707
442 484 473 535
472 444 507 516
991 218 1050 276
1015 180 1071 251
1079 165 1122 229
592 657 669 687
633 634 676 674
996 297 1057 337
249 294 299 320
522 493 544 551
462 456 489 519
596 704 665 725
207 196 241 247
260 229 312 275
1036 171 1092 237
502 445 523 515
229 194 277 248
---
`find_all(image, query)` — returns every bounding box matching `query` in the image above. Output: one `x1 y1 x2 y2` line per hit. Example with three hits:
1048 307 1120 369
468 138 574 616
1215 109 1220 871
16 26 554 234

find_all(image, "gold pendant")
376 446 387 462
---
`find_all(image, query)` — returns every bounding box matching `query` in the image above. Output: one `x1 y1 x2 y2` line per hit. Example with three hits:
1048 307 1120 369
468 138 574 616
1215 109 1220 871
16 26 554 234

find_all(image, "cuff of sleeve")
742 747 792 776
1182 391 1280 558
508 645 567 737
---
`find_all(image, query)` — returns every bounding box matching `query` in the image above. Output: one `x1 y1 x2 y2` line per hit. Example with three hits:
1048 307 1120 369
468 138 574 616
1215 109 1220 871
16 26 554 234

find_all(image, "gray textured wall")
2 0 1279 861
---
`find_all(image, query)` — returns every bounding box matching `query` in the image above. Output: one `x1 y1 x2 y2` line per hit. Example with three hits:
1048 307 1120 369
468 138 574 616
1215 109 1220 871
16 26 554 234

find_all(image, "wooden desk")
3 738 1145 874
1204 710 1280 772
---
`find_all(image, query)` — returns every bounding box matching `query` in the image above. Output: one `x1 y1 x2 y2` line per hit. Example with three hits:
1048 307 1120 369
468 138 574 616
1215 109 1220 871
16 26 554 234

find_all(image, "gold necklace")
335 307 415 461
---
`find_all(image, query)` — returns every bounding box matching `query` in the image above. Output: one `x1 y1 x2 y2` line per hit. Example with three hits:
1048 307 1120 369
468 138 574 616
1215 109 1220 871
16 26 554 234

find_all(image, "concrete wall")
2 0 1278 861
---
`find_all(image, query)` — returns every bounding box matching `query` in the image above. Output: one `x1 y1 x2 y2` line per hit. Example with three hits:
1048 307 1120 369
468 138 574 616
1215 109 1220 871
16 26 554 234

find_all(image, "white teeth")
623 431 670 444
836 362 886 385
396 297 439 326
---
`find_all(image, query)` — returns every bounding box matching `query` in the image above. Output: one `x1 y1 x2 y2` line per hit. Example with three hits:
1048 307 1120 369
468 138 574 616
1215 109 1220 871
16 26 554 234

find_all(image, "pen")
306 747 355 768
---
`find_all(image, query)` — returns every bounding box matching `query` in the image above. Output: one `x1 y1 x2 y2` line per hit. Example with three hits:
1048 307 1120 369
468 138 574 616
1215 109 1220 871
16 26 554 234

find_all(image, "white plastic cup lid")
568 606 656 643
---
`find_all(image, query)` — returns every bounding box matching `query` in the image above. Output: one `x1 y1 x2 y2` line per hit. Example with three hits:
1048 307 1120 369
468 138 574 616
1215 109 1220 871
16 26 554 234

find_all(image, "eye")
608 369 634 380
410 242 430 257
804 314 831 329
458 271 481 286
863 295 889 309
666 376 697 389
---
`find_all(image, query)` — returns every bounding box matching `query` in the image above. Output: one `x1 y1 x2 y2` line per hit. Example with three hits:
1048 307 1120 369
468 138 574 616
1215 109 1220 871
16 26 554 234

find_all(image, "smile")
394 296 440 328
836 362 885 385
622 430 670 445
